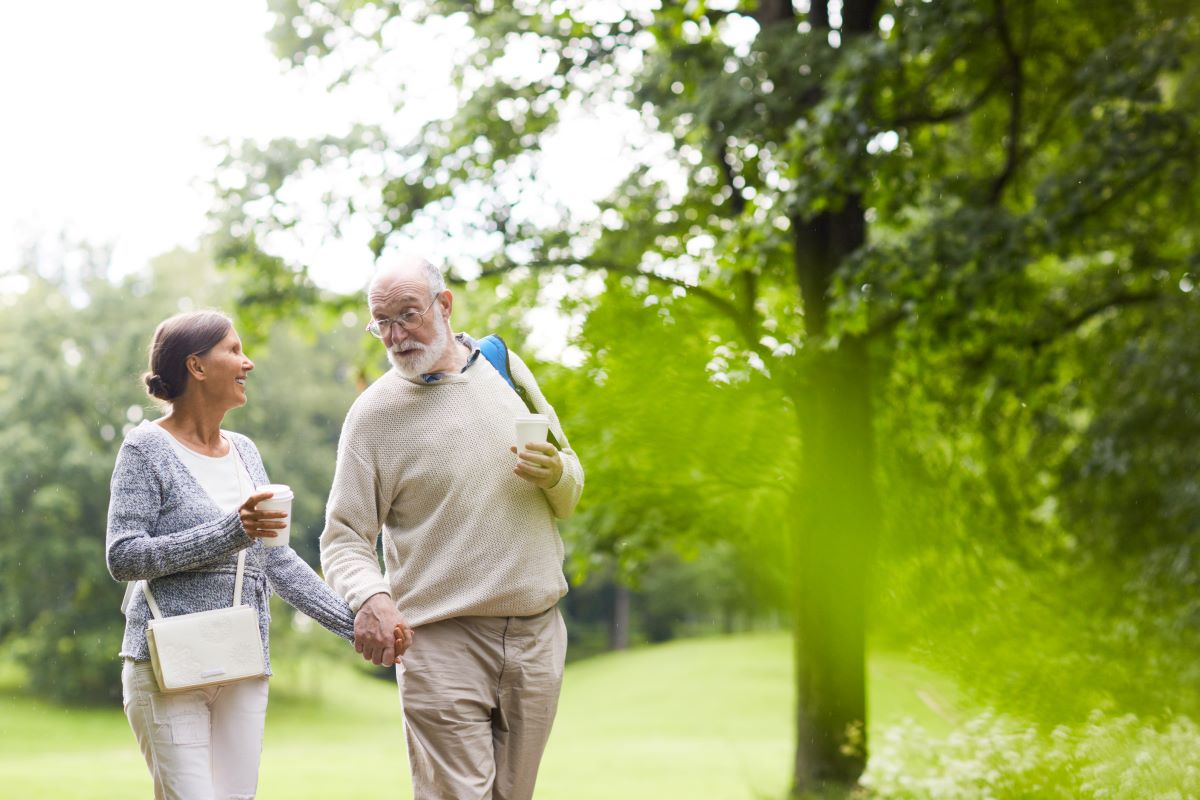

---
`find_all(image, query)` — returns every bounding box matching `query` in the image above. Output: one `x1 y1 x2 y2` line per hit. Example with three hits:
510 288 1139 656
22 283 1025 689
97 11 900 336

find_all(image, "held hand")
354 593 404 666
510 441 563 489
238 491 287 539
393 623 415 663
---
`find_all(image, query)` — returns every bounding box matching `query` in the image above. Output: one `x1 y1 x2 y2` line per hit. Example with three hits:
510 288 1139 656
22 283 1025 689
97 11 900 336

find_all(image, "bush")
863 711 1200 798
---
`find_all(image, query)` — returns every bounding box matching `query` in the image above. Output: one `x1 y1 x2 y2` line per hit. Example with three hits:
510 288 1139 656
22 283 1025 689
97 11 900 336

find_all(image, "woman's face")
192 327 254 410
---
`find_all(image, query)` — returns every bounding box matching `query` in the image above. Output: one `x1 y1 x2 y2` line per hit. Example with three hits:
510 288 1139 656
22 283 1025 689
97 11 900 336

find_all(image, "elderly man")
320 253 583 800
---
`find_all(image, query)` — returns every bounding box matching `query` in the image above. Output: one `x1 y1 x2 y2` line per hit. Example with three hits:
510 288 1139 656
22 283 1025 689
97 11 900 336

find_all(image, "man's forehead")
368 276 429 309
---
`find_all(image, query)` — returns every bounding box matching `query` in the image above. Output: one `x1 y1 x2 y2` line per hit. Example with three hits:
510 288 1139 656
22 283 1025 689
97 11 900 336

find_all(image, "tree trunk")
780 0 881 791
790 338 876 791
610 582 631 651
790 195 878 793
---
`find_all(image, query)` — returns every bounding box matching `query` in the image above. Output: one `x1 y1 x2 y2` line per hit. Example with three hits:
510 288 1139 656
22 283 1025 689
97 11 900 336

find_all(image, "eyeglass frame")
365 294 443 339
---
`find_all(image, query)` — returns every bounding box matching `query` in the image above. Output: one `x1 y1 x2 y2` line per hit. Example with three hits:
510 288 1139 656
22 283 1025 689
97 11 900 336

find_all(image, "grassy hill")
0 632 961 799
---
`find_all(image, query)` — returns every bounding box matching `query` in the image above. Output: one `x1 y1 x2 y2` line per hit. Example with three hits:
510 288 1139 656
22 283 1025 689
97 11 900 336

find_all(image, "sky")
0 1 642 301
1 3 325 278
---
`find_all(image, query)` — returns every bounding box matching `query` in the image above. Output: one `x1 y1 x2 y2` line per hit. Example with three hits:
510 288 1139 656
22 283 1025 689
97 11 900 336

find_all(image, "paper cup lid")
260 483 294 501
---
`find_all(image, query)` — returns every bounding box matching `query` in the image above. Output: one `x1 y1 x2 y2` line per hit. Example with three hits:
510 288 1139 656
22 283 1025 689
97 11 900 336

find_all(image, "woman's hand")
394 623 415 663
510 441 563 489
238 491 287 539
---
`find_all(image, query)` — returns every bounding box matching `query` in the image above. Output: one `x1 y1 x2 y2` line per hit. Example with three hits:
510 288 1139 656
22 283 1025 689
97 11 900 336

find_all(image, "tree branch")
863 307 907 341
842 0 881 34
477 256 771 359
900 35 979 108
1028 289 1162 352
963 288 1163 371
753 0 796 27
888 71 1004 128
808 0 830 30
717 142 748 216
741 270 759 321
1047 147 1181 240
988 0 1024 204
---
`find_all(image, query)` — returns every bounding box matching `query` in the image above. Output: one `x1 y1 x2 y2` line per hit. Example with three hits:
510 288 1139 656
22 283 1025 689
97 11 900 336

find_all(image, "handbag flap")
147 605 265 690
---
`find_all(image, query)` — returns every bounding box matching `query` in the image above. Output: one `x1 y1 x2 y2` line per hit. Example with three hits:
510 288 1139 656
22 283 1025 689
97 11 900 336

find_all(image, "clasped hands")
349 441 563 665
354 592 415 666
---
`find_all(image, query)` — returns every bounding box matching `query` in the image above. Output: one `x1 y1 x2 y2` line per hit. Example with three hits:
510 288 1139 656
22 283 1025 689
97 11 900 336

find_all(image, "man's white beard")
387 314 450 378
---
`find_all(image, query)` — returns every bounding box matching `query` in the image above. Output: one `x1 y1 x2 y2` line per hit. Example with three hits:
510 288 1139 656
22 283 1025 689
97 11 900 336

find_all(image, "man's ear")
185 354 206 382
440 289 453 319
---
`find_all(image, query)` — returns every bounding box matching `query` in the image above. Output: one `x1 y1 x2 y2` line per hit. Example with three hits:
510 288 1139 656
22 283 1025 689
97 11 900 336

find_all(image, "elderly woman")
106 310 410 800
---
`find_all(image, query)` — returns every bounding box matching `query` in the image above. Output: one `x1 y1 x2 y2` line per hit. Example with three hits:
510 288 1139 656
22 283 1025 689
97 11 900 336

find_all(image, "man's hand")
354 593 408 666
511 441 563 489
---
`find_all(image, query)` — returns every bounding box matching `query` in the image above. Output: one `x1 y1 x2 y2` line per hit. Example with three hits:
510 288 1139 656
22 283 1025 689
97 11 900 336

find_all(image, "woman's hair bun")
143 372 171 400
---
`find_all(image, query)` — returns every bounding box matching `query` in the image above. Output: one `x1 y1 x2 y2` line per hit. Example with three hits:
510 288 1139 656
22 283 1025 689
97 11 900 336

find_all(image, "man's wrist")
363 592 394 611
351 586 394 614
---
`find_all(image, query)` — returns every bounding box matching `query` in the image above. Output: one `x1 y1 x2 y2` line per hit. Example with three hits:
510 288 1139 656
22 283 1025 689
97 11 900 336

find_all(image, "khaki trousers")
397 607 567 800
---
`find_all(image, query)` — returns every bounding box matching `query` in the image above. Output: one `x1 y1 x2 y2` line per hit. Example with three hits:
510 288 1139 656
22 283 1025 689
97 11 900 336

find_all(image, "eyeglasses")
365 296 441 338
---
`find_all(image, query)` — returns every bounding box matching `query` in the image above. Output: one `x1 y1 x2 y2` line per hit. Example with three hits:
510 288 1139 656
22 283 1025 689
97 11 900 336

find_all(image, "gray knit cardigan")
106 420 355 674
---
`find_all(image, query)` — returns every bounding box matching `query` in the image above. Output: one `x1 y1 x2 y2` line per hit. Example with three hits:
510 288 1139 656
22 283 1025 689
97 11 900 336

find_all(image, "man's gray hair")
419 258 447 297
369 252 447 299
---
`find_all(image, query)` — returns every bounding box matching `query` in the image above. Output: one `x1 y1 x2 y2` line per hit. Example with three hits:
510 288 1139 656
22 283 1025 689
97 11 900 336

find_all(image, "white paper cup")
256 483 294 548
514 414 550 450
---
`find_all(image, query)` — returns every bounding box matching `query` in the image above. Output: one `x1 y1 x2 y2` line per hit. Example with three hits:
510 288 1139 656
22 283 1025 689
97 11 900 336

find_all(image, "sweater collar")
419 332 480 384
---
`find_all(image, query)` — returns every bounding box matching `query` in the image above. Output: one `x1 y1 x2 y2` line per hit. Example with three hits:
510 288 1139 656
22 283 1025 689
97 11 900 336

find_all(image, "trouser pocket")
149 692 209 745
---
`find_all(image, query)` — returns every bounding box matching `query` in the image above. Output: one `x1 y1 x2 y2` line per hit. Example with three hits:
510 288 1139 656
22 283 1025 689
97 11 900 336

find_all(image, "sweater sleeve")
233 432 355 640
263 547 355 641
509 350 585 520
105 442 254 582
319 410 393 614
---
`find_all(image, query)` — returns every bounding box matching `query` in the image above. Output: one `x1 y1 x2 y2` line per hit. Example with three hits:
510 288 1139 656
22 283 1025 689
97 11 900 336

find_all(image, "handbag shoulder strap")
232 547 248 606
227 442 256 604
478 334 562 450
139 580 164 619
139 548 249 620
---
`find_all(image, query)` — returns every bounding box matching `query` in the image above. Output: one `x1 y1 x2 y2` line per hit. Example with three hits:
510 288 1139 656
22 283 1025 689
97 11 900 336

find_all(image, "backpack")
478 334 562 450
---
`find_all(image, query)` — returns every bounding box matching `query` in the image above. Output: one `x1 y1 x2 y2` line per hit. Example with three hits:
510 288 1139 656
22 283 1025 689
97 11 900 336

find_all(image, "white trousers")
122 659 269 800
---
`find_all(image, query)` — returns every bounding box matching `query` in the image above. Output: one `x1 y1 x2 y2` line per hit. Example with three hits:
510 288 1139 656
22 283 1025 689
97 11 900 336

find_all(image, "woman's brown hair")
142 311 233 402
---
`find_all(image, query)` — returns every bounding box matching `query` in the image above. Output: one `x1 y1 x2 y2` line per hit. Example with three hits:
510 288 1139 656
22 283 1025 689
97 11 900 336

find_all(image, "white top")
152 424 253 512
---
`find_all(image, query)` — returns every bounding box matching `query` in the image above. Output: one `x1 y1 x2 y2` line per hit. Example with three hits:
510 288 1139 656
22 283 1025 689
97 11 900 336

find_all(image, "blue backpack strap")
478 334 517 392
478 334 561 450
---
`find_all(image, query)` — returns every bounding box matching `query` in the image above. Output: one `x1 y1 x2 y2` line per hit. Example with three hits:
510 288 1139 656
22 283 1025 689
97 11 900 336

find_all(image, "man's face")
368 275 450 378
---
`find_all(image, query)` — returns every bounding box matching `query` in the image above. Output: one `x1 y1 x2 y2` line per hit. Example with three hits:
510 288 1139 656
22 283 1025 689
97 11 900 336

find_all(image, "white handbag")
139 548 266 693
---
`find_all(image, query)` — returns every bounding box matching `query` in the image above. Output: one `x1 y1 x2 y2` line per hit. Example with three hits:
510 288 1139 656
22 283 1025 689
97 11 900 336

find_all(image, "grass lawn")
0 632 960 799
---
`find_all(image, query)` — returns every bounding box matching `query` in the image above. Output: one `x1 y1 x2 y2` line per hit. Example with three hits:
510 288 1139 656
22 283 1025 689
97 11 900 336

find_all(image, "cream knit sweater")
319 346 583 626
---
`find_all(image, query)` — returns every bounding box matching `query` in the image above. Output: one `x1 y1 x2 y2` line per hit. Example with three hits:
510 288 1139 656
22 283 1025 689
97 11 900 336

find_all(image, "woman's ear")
185 354 205 382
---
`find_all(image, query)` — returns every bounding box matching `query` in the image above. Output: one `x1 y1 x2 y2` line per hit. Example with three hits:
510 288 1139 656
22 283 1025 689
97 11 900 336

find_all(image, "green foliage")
551 280 792 590
0 246 176 703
